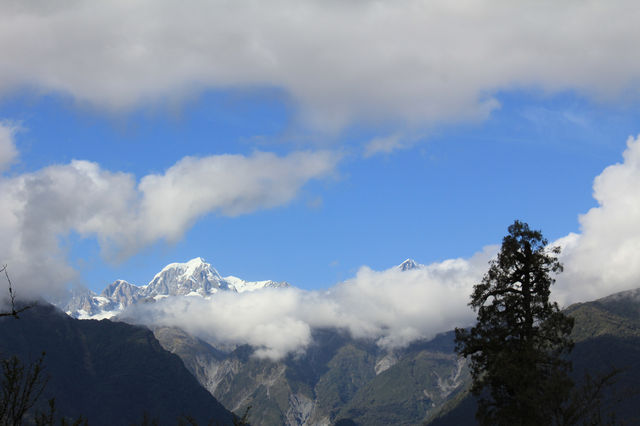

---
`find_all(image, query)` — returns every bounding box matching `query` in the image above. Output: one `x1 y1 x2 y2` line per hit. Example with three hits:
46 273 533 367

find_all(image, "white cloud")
126 289 315 360
554 135 640 305
0 149 339 300
0 1 639 131
126 246 496 359
364 134 409 157
136 151 338 249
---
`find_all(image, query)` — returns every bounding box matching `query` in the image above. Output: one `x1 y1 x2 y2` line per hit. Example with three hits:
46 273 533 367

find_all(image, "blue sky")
3 88 636 292
1 1 640 300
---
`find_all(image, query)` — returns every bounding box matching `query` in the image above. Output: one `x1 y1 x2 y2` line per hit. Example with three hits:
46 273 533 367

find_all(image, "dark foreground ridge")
0 303 236 425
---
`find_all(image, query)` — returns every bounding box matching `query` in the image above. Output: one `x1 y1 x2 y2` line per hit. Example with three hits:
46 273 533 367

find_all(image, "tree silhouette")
455 221 574 425
0 265 49 425
0 265 30 319
0 352 48 425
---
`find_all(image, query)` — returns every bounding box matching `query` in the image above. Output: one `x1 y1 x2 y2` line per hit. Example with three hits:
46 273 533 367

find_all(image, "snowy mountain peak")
153 257 216 281
101 279 136 297
397 258 420 271
63 257 292 320
146 257 226 297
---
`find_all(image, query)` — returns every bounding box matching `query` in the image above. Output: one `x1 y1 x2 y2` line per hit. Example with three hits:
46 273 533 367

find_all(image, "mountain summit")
63 257 289 319
146 257 228 297
397 258 421 271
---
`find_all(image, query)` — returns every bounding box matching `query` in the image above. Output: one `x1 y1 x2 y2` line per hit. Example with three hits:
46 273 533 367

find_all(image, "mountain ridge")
0 302 237 425
65 257 291 319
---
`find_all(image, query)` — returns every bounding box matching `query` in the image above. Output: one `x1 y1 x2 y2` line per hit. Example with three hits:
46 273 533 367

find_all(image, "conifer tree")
455 221 574 425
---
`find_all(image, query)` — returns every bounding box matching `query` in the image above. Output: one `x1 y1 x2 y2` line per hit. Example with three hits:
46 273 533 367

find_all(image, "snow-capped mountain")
224 275 290 292
143 257 289 296
65 257 419 319
102 279 141 306
396 258 422 271
64 257 290 319
145 257 230 297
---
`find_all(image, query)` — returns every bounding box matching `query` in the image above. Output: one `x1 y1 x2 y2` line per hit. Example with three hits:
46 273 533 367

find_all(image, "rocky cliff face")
153 327 470 426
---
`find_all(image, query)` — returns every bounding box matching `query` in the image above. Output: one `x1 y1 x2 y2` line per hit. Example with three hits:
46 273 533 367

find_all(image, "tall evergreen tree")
455 221 574 425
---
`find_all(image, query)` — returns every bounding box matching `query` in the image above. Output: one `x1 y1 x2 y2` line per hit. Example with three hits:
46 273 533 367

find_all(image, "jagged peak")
158 257 206 272
151 257 219 283
100 279 141 299
397 258 420 271
102 279 137 291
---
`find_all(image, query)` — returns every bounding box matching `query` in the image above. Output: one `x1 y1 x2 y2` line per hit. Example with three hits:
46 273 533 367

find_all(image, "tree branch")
0 265 30 319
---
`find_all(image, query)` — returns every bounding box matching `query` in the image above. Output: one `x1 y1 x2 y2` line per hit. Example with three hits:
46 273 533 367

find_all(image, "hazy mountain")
0 303 236 425
64 257 290 319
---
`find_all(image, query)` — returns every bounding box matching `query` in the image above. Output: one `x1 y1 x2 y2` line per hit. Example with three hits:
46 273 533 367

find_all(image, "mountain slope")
336 334 468 426
0 303 236 425
153 326 468 426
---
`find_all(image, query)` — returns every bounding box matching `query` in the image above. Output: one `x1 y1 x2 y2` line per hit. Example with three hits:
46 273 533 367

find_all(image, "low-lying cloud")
0 124 338 299
1 1 639 131
126 247 495 359
126 135 640 359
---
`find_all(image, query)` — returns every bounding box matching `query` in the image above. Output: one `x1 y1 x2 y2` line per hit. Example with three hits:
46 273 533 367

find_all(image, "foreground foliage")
455 221 574 425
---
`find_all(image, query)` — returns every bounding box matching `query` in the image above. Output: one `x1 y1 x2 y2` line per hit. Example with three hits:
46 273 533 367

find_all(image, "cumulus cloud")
0 1 639 130
554 135 640 305
0 150 338 299
127 247 496 359
136 151 337 250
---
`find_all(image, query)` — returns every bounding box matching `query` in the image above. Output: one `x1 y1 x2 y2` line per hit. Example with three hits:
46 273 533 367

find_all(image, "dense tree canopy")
455 221 574 425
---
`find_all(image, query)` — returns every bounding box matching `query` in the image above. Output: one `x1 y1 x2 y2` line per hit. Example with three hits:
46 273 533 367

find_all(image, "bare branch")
0 265 30 319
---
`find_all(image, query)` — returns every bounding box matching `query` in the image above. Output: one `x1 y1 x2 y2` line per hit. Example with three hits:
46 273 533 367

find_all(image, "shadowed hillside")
0 303 236 425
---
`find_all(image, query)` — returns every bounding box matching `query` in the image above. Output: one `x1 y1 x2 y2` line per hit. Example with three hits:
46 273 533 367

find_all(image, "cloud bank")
0 124 338 299
1 1 639 130
126 135 640 359
126 247 495 359
554 135 640 305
